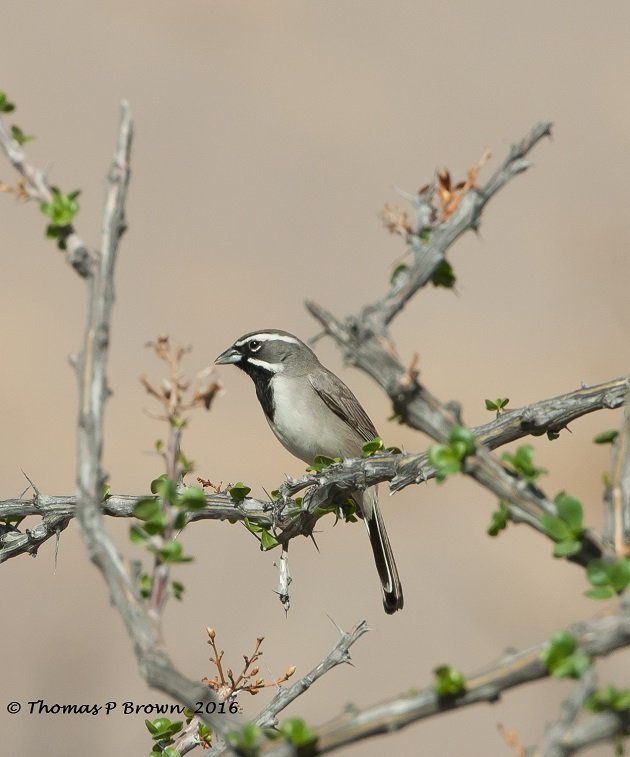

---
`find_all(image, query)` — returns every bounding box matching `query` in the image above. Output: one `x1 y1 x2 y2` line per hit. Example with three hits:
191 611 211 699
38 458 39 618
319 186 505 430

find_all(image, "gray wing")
308 368 378 443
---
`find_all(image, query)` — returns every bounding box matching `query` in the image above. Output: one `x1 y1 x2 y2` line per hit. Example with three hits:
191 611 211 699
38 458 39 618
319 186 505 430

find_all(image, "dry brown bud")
206 628 216 639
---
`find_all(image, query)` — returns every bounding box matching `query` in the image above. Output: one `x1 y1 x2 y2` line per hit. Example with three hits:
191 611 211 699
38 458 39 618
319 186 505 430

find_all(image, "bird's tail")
361 487 404 614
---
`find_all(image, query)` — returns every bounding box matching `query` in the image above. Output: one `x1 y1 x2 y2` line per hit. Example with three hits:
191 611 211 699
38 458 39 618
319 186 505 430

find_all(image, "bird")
215 329 403 614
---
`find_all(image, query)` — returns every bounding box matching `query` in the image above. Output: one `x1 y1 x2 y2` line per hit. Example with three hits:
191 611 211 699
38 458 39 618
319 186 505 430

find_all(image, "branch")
63 102 237 737
256 620 370 728
2 375 624 564
0 109 92 276
604 392 630 557
529 668 597 756
273 603 630 755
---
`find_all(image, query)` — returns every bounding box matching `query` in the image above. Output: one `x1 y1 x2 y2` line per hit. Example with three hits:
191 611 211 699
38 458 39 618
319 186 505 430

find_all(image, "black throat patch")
239 361 275 422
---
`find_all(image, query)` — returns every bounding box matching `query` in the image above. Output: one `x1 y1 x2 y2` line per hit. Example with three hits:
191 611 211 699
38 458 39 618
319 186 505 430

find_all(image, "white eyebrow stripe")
234 333 300 347
247 358 285 373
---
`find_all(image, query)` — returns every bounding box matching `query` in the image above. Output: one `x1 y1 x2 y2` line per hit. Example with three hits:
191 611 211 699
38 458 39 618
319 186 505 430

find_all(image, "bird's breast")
268 374 362 465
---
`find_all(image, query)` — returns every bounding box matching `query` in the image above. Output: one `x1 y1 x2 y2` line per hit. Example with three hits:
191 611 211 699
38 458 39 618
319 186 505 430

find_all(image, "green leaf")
0 91 16 113
584 586 616 600
502 445 547 482
307 455 339 472
554 492 583 534
433 665 466 697
390 263 409 285
449 427 475 457
593 430 619 445
171 580 185 600
541 631 576 669
586 686 630 713
553 539 581 558
133 497 161 521
129 524 149 544
487 500 510 537
144 513 169 536
362 437 384 457
229 482 251 501
587 559 612 587
139 573 152 599
162 747 181 757
609 559 630 592
431 259 456 288
260 530 279 551
151 475 178 504
428 444 461 482
179 486 207 510
160 540 192 563
243 517 262 534
10 125 35 145
541 514 572 542
419 225 432 241
541 632 591 679
228 722 262 750
279 718 316 747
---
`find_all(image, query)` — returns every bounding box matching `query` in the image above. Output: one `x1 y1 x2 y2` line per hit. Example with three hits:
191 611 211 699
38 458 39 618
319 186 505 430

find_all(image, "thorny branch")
254 603 630 756
2 376 626 564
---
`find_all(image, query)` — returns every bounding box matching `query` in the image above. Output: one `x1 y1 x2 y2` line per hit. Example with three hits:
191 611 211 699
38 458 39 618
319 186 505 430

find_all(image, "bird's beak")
215 346 241 365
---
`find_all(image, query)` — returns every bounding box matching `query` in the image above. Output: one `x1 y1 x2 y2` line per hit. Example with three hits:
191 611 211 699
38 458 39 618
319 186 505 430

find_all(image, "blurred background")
2 1 630 754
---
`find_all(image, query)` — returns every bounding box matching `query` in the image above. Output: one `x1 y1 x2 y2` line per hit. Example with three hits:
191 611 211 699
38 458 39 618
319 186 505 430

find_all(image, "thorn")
20 469 40 499
326 614 345 636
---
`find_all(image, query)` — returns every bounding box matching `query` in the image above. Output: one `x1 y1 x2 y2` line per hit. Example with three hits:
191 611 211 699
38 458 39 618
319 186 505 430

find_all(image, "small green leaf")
151 475 178 504
139 573 152 599
243 517 262 534
229 482 251 501
433 665 466 697
586 686 630 713
228 722 262 750
133 497 161 521
0 91 16 113
390 263 409 285
584 586 616 600
307 455 339 472
609 559 630 592
541 632 591 679
487 500 510 537
587 559 612 587
593 430 619 445
179 486 207 510
171 580 185 600
260 530 279 551
162 747 181 757
541 514 573 542
554 492 583 534
362 437 384 457
502 445 547 482
449 427 475 457
553 539 581 558
431 259 456 288
279 718 316 747
129 524 149 544
10 125 35 145
160 540 192 563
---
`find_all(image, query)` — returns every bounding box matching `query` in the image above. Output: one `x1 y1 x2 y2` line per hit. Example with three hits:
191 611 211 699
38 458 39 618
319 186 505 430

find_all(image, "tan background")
2 1 630 755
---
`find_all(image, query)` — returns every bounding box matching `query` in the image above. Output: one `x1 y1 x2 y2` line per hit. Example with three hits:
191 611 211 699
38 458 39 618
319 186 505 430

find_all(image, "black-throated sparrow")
215 330 403 614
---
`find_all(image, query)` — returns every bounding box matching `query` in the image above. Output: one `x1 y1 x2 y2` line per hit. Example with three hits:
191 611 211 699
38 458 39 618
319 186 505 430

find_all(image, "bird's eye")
249 340 262 353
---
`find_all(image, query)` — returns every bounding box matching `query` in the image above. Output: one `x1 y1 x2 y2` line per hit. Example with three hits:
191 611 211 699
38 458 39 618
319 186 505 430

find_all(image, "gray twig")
0 110 92 276
529 668 597 757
